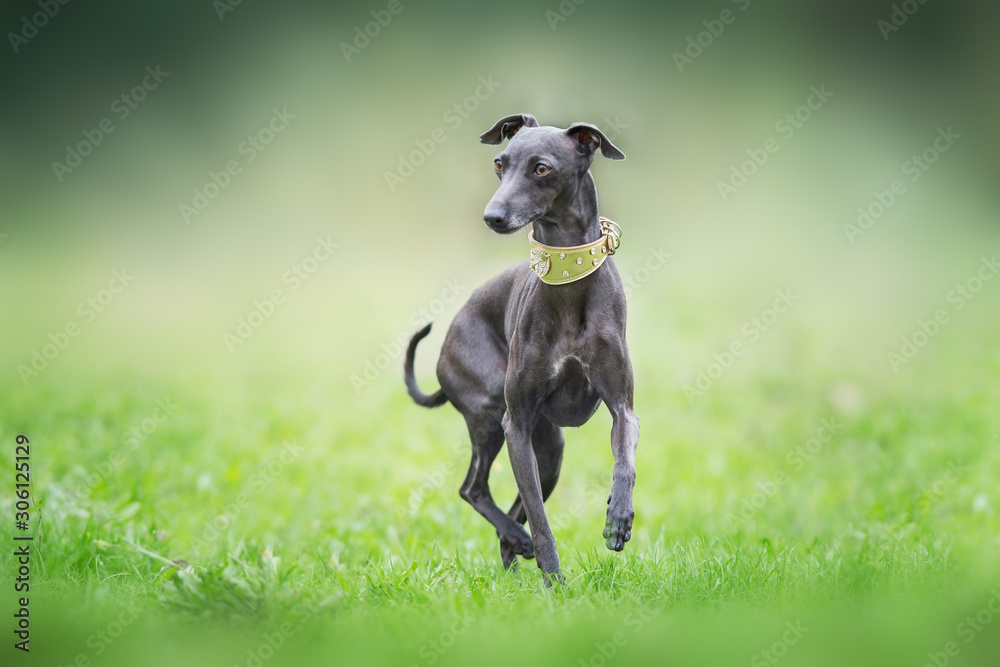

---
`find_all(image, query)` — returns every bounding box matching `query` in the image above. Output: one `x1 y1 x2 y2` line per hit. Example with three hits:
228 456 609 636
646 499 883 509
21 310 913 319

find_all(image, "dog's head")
479 114 625 234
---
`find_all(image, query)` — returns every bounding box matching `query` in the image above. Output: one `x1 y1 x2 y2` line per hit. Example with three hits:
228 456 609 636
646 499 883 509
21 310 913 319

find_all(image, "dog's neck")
530 171 602 247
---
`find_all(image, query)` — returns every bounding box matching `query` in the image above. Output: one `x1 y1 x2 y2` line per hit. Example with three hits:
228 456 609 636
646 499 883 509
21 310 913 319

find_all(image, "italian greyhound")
404 113 638 584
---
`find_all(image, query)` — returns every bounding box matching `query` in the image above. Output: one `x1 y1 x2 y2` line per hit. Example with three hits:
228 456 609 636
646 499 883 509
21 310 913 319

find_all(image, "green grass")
4 299 1000 666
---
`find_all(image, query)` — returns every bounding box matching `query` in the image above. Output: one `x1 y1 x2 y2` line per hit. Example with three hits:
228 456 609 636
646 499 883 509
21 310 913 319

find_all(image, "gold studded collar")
528 217 621 285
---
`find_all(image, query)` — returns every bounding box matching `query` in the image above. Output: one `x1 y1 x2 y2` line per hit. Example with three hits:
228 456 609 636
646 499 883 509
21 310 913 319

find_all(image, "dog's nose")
483 205 506 229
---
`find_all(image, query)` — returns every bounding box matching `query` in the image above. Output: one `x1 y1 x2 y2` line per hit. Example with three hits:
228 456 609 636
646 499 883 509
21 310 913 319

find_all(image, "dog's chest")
550 351 589 381
541 352 601 427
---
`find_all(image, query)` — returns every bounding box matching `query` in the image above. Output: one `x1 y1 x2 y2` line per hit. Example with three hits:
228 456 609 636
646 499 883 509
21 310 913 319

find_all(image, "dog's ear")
480 114 539 145
566 123 626 160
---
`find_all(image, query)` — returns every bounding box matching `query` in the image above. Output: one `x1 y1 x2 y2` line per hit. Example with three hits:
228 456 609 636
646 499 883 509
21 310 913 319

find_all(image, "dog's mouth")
483 209 541 235
485 218 530 234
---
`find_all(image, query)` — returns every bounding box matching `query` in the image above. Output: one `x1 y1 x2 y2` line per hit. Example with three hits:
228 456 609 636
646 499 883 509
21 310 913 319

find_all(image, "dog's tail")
404 323 449 408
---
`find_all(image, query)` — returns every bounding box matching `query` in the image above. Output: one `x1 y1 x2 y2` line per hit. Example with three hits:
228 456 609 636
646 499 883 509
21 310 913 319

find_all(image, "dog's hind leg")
500 416 564 569
458 416 535 563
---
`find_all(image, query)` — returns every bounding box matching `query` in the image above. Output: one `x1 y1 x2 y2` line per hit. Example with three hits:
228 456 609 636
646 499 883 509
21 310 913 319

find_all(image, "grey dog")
404 113 639 583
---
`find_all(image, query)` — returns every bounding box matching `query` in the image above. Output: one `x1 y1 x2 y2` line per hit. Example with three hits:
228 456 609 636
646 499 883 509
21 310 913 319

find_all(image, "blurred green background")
2 1 1000 665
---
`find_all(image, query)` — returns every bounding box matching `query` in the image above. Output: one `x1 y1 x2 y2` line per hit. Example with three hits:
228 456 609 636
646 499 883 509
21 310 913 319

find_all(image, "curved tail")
404 323 448 408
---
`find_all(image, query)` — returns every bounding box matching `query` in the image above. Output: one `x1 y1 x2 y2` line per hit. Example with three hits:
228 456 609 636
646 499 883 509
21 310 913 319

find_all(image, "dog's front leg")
501 409 562 584
603 402 639 551
590 342 640 552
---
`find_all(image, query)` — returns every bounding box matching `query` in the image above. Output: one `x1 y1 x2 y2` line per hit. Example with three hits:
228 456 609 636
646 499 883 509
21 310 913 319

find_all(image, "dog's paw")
603 505 634 552
542 568 565 588
500 526 534 561
512 532 535 560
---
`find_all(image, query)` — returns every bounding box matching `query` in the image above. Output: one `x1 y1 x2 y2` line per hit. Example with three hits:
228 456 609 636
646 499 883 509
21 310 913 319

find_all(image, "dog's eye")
535 163 550 176
494 159 503 173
